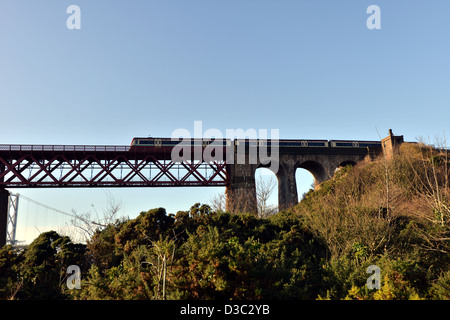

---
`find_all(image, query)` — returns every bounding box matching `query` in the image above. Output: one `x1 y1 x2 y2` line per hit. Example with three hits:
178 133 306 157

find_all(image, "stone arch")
295 168 315 200
297 160 328 186
339 160 357 168
256 162 278 175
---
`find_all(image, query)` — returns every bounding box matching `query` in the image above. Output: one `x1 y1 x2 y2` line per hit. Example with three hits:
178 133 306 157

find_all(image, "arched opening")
255 167 278 218
339 160 357 168
335 160 357 174
298 161 327 186
295 168 316 201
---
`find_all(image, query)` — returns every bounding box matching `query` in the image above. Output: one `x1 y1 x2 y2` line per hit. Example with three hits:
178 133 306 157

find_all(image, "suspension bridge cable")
17 194 76 219
13 193 105 227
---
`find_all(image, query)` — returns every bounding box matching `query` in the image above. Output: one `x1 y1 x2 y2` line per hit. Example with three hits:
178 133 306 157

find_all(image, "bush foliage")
0 143 449 299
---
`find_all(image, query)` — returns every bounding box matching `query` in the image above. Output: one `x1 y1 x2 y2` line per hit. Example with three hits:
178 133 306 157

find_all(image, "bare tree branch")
256 174 277 218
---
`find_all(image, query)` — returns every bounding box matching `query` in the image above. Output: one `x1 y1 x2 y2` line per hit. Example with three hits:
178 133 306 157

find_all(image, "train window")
279 142 296 147
309 142 325 147
162 140 178 146
336 142 352 147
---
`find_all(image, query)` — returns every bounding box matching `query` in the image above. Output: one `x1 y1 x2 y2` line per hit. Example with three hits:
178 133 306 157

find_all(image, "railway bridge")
0 130 402 246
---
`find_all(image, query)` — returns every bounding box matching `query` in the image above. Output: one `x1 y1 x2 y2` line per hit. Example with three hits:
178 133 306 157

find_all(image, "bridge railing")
0 145 131 153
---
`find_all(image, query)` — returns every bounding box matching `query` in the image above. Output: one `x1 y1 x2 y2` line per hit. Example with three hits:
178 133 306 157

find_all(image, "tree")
401 141 450 254
69 192 124 242
115 207 175 253
0 245 21 299
18 231 86 299
210 192 226 212
256 174 277 218
146 238 176 300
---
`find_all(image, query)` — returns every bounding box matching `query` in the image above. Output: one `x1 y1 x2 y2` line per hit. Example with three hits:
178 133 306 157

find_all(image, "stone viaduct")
226 130 402 214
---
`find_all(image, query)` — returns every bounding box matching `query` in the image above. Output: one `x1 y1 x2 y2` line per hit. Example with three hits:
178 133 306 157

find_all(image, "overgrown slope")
0 143 449 300
294 143 450 299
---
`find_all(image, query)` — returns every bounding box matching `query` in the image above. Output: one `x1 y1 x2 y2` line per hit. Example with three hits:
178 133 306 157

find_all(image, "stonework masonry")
224 133 395 215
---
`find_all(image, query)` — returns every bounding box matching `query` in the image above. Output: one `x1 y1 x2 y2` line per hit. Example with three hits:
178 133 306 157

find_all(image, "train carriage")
130 137 381 151
329 140 381 148
234 139 329 147
131 137 232 147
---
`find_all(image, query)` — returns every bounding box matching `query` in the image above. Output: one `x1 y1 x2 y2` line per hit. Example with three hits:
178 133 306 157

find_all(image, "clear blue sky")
1 1 450 241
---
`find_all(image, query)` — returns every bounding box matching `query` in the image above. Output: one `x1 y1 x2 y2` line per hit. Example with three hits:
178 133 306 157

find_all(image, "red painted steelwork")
0 144 229 188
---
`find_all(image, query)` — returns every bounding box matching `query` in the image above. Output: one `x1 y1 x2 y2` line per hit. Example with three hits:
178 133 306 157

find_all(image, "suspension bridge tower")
0 189 9 247
0 190 20 247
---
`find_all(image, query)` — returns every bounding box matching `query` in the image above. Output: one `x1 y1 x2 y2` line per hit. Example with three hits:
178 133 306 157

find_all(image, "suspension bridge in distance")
2 192 85 247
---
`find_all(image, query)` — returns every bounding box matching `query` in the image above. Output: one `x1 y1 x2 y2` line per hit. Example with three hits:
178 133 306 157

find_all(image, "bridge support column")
277 162 298 211
0 189 9 247
226 163 257 215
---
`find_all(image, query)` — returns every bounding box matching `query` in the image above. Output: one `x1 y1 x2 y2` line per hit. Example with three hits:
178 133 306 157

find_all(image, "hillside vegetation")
0 143 449 300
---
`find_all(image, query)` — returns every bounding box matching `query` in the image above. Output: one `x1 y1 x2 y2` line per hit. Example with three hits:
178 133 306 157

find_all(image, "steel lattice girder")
0 146 229 187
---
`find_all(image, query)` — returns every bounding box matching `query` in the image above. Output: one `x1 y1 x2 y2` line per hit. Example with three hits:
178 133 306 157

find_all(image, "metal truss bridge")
0 144 228 188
